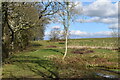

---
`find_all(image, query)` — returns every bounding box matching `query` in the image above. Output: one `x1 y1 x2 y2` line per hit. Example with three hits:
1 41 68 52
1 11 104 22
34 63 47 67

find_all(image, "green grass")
69 37 118 47
3 49 60 78
2 38 119 78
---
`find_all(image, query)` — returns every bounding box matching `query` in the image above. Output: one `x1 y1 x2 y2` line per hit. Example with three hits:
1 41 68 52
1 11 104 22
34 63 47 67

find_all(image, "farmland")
2 38 119 79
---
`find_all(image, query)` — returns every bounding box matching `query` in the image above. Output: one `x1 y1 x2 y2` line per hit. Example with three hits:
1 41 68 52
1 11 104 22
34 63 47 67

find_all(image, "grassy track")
2 38 119 78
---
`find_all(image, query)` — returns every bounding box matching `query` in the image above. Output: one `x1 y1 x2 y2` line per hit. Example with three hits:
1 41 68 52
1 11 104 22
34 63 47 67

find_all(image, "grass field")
2 38 120 79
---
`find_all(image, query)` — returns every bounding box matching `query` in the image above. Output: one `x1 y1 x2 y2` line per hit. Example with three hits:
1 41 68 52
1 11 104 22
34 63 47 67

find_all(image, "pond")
90 68 120 79
95 72 117 78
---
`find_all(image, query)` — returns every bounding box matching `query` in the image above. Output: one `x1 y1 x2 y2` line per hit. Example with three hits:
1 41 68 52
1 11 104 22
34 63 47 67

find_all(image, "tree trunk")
63 29 68 60
2 2 14 60
62 2 70 60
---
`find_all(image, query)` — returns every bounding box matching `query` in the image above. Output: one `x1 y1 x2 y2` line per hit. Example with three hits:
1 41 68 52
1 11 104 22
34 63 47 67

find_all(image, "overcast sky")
44 0 119 40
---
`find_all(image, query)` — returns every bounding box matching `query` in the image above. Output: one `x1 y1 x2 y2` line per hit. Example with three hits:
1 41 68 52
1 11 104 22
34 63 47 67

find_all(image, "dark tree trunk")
2 2 14 60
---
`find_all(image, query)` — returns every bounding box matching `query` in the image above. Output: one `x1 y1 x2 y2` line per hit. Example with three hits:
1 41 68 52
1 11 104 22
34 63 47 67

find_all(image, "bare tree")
55 1 82 60
49 27 61 41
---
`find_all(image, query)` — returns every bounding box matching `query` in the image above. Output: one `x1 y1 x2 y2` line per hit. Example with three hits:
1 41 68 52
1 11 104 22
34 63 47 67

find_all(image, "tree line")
2 1 81 61
2 2 60 61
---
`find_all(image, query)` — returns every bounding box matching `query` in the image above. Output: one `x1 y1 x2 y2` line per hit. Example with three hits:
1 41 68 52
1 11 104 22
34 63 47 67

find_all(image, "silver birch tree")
56 1 82 60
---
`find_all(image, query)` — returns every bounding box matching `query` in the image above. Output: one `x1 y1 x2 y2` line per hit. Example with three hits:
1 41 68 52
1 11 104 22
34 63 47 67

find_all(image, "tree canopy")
2 2 60 60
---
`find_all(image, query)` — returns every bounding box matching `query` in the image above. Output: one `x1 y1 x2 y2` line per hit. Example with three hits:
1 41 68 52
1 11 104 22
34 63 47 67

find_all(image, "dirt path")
67 46 117 50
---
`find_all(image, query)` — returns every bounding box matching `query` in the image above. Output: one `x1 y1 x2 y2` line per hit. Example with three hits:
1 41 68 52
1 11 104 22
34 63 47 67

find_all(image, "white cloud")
45 32 50 36
45 26 61 36
46 30 113 37
93 31 112 36
70 30 112 37
45 30 116 39
70 30 88 36
108 23 119 29
77 17 118 24
76 0 118 25
83 0 118 17
51 26 61 29
74 1 83 14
